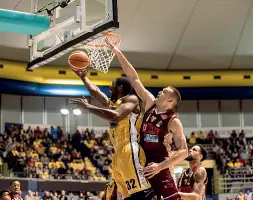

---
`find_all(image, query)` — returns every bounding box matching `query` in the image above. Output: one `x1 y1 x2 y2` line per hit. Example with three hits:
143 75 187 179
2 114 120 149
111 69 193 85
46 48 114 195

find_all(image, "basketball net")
84 33 120 73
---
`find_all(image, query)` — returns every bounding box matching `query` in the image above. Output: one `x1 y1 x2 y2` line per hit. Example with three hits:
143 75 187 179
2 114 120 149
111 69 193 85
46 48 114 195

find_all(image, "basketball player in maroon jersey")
3 181 22 200
106 39 188 199
177 144 208 200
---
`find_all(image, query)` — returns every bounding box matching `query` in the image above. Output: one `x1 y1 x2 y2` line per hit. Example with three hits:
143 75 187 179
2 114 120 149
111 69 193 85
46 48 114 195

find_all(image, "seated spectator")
234 159 242 168
230 130 237 139
57 126 64 140
197 131 206 144
50 126 58 141
49 143 58 155
246 141 253 151
231 149 239 161
35 163 43 177
42 191 52 200
60 190 68 200
206 130 215 142
240 149 249 162
33 192 41 200
25 190 33 200
227 160 234 168
40 169 49 179
34 127 42 138
189 132 196 145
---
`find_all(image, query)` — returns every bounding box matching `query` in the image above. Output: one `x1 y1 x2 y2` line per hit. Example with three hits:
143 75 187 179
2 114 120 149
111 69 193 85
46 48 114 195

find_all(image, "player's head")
155 86 181 109
185 144 207 162
0 189 9 198
9 180 21 194
109 77 133 100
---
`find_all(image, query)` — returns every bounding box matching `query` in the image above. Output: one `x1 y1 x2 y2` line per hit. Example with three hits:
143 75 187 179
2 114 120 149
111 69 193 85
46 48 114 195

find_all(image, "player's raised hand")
144 162 162 179
105 37 121 55
73 69 88 78
70 96 90 108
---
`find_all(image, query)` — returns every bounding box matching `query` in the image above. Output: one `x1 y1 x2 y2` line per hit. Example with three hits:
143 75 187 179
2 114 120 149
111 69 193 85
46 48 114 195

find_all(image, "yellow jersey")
109 98 142 148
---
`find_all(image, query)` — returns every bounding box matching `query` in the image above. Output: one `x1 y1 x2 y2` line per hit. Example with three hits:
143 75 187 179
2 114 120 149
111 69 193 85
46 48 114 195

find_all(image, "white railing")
219 167 253 193
10 172 109 181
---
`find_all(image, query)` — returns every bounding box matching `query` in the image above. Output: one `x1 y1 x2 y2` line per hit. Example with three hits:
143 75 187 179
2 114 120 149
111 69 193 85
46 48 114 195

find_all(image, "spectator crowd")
17 189 103 200
0 124 112 181
1 123 253 199
2 124 253 179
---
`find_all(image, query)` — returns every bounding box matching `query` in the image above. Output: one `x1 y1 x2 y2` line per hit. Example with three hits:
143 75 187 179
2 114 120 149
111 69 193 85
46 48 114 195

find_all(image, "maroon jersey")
140 103 178 163
178 167 208 196
177 168 197 193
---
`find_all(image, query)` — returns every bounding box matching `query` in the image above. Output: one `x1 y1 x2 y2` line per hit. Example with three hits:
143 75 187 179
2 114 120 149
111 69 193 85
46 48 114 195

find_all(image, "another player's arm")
80 95 139 122
75 71 110 108
158 118 188 170
105 38 154 110
178 167 207 200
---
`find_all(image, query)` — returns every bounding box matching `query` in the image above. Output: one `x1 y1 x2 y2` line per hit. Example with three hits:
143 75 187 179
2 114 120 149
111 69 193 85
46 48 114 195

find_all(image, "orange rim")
87 33 121 47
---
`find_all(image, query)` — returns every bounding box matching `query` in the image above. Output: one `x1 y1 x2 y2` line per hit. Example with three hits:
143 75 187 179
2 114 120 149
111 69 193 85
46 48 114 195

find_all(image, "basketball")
68 50 89 71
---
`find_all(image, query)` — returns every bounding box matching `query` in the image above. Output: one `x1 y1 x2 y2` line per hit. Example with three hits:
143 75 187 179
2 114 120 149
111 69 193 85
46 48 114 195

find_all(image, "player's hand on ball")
74 69 88 78
105 37 121 55
144 162 162 179
70 96 90 108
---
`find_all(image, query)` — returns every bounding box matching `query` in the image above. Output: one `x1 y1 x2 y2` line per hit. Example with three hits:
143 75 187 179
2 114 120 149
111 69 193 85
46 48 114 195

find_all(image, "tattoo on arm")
193 168 207 197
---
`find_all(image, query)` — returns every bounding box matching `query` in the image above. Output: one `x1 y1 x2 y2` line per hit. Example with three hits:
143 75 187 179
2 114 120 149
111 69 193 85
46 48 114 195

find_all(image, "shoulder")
122 95 139 104
3 196 11 200
169 117 183 131
194 167 207 182
170 117 182 126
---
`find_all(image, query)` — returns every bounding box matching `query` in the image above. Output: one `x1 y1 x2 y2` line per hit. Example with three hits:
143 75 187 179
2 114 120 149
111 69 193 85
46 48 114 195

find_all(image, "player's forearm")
178 192 200 200
81 76 99 97
85 104 119 122
117 51 139 80
159 149 188 170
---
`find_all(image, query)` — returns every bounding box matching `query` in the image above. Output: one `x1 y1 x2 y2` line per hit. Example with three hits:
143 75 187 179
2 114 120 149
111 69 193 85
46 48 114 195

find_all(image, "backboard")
27 0 119 70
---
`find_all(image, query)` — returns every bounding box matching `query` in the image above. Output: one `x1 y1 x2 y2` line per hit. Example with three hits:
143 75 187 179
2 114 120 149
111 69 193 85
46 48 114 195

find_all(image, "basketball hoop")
84 33 121 73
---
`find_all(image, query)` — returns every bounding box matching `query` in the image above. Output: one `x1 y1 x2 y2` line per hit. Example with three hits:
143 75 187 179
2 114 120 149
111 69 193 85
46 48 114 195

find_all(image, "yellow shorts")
112 142 151 198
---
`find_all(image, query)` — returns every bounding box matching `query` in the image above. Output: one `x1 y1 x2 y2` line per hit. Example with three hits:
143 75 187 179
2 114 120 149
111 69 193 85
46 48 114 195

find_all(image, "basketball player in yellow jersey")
70 70 156 200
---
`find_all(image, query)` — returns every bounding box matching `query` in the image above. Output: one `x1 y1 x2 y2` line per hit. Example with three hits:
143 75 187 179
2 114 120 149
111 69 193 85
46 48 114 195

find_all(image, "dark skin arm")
73 70 110 108
70 95 139 122
178 167 207 200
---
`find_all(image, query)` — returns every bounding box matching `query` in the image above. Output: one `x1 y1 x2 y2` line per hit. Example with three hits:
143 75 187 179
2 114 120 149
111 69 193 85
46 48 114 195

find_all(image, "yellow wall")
1 60 253 87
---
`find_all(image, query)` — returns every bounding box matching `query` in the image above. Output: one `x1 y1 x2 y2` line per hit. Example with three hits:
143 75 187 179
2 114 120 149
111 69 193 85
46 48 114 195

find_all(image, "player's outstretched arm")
70 95 139 122
158 118 188 170
73 70 110 108
178 167 207 200
105 38 155 110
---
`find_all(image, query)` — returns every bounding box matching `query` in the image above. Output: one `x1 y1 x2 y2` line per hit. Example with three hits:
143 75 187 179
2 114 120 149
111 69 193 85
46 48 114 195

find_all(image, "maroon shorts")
149 168 181 200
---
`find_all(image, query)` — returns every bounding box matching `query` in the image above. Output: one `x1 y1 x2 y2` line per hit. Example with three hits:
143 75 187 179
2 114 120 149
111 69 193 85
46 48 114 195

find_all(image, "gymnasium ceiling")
1 0 253 70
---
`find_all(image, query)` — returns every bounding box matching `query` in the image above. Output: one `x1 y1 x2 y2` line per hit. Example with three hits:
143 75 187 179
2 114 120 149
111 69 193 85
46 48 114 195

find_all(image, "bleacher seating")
2 123 253 199
1 125 111 181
